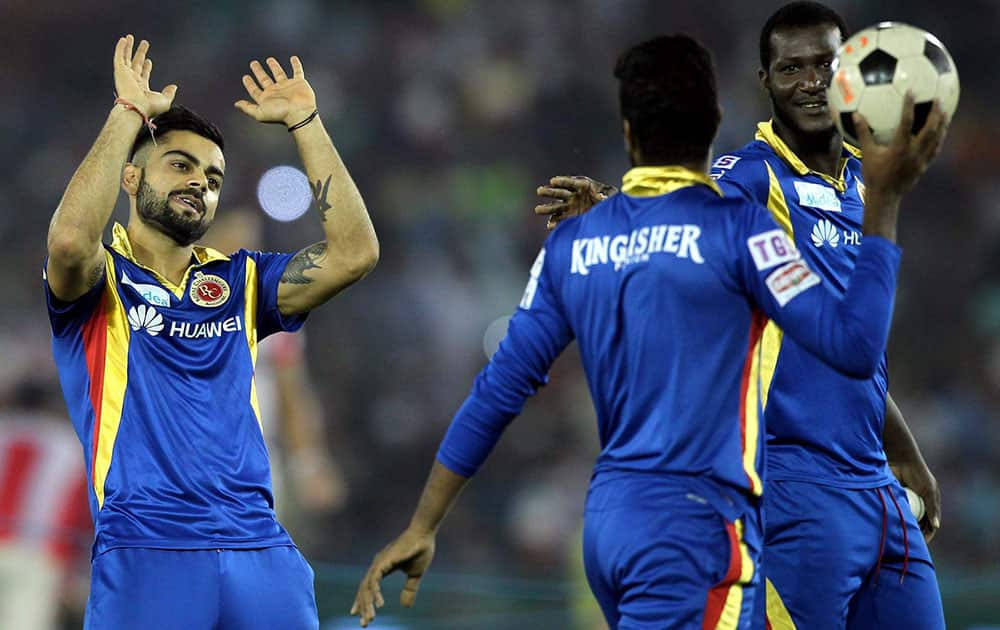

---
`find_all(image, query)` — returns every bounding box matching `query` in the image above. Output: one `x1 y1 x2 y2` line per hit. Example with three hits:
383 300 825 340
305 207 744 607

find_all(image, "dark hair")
759 1 849 71
129 105 225 161
614 35 720 165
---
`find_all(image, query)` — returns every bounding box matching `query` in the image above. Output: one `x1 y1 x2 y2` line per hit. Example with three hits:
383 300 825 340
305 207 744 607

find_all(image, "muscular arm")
235 56 377 316
47 36 176 301
884 393 941 538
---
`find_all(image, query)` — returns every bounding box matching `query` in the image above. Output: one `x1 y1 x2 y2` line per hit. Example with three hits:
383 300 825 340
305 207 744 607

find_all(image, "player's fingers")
141 58 153 85
534 201 568 216
121 34 134 67
290 55 305 78
234 100 260 120
891 92 916 148
546 214 565 230
250 60 273 87
241 74 263 100
266 56 288 81
401 575 423 607
916 100 948 161
114 36 128 68
851 112 875 151
132 39 150 73
550 175 596 191
162 84 178 104
537 186 574 200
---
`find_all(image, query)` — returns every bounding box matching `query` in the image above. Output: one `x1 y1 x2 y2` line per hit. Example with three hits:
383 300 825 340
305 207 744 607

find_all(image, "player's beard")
136 175 212 247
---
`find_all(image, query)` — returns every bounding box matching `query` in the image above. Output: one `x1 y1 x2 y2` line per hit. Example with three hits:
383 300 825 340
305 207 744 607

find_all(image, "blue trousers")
84 546 319 629
758 480 944 629
583 474 761 629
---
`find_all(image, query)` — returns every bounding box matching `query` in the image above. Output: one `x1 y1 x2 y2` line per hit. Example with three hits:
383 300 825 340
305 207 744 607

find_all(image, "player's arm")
883 394 940 541
351 247 572 627
47 35 176 301
235 56 378 316
535 176 616 230
749 97 949 376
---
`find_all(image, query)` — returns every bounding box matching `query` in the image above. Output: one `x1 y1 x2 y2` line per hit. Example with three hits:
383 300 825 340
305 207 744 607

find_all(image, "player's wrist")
286 109 319 132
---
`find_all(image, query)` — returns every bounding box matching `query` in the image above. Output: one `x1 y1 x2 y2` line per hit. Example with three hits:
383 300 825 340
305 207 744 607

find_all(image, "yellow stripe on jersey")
93 253 131 509
244 257 263 432
758 162 792 414
744 331 765 496
713 519 756 630
621 165 723 197
766 578 798 630
755 121 856 193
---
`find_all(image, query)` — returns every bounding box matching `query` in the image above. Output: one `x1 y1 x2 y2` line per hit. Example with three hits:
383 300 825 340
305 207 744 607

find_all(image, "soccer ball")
827 23 959 146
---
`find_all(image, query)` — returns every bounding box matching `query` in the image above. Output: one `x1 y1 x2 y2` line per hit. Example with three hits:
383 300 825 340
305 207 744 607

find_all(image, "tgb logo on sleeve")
747 229 800 271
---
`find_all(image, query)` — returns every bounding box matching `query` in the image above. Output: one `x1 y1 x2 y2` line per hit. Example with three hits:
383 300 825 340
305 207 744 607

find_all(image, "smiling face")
761 23 842 138
128 130 226 246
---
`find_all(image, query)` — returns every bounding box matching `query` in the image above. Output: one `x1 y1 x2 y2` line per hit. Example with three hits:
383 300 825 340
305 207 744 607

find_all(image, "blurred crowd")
2 0 998 626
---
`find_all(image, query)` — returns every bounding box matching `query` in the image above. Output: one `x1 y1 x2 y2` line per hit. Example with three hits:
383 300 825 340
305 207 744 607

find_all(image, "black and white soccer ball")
828 23 959 146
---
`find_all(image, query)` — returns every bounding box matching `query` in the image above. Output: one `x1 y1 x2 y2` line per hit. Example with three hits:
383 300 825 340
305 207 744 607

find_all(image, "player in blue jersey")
535 4 947 628
351 34 947 629
44 35 378 629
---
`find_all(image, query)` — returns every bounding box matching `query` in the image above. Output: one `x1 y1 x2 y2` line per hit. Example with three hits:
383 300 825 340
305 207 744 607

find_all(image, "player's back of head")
759 1 849 71
614 35 720 167
129 104 225 163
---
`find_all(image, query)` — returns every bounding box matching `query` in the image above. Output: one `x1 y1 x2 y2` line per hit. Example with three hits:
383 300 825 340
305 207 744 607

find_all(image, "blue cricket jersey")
711 121 894 488
436 166 900 499
45 223 306 554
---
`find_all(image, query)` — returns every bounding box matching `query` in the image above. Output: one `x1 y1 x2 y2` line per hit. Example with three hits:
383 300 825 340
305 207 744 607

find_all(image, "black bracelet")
287 109 319 132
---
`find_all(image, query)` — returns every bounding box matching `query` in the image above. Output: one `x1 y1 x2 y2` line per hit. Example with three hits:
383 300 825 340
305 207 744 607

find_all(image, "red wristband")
114 96 157 143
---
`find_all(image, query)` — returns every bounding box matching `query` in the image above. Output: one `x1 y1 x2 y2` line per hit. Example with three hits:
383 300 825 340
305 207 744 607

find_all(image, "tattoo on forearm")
87 263 105 289
281 243 328 285
312 176 333 222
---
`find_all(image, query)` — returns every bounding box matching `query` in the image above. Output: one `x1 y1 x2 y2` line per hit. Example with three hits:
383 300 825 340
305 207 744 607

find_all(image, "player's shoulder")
710 140 775 192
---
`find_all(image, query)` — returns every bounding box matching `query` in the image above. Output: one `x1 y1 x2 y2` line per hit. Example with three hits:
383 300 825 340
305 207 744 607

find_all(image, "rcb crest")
190 271 230 308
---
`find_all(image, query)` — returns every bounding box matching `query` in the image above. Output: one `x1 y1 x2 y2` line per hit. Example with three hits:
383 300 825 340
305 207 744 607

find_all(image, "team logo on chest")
190 271 230 308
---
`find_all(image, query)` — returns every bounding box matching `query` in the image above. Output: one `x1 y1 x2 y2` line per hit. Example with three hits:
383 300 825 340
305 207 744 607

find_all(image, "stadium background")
2 0 998 627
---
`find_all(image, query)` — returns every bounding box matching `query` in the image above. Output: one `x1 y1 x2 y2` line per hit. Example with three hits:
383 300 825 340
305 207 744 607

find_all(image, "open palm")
235 56 316 127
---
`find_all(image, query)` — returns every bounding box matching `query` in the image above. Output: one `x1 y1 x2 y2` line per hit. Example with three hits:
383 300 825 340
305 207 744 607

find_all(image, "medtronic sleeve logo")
520 249 545 309
793 181 842 212
811 219 841 248
765 261 821 307
127 305 164 336
747 229 800 271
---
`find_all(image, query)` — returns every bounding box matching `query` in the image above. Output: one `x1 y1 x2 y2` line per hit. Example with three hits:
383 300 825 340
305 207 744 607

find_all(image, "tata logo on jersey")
126 305 243 339
571 224 704 276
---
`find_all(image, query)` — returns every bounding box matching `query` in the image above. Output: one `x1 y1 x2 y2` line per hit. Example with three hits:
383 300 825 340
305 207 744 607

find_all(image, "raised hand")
114 35 177 118
235 56 317 128
350 529 436 627
535 176 616 230
854 94 950 201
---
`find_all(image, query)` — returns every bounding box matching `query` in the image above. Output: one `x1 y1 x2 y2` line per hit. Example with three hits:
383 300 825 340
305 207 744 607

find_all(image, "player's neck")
772 118 842 178
126 221 196 286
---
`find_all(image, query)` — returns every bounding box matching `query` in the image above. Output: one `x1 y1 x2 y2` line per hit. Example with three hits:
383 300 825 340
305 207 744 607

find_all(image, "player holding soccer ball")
45 35 377 628
536 3 950 628
353 31 947 629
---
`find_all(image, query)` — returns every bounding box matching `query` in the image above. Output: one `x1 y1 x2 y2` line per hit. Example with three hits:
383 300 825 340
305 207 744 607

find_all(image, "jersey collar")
755 120 862 193
621 166 722 198
110 222 230 298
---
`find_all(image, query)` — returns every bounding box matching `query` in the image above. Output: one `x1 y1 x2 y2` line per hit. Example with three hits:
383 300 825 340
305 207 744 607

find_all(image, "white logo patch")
766 261 821 307
747 229 800 271
127 305 164 336
794 181 842 212
520 249 545 310
712 155 741 170
811 219 841 248
122 271 171 307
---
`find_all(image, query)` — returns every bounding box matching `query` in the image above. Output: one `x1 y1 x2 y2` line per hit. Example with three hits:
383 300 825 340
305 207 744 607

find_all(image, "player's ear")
623 118 638 163
758 68 770 95
122 163 141 196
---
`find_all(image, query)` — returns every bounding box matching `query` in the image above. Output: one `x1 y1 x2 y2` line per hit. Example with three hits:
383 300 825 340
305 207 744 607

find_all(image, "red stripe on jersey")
0 440 40 539
738 310 768 492
703 521 742 629
81 292 109 481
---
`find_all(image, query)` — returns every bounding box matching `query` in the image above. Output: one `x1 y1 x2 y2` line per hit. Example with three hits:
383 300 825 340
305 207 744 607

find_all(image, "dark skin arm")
884 393 940 541
350 461 468 627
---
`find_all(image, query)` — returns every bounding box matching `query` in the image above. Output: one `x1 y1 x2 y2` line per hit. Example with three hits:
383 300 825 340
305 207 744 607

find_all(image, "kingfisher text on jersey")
45 223 306 554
